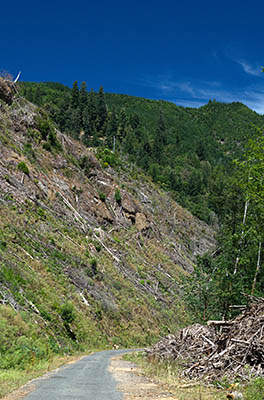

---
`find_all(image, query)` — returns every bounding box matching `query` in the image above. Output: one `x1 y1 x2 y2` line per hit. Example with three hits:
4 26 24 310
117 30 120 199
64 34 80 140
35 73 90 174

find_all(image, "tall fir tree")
82 89 97 143
153 109 166 164
79 82 88 111
129 113 140 130
56 95 71 131
97 86 107 134
72 107 81 137
34 86 42 105
27 87 34 102
88 89 98 130
71 81 79 109
106 109 118 149
116 108 127 147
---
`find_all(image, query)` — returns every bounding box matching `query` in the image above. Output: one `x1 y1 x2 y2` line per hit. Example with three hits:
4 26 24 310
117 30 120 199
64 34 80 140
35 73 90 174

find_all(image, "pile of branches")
146 295 264 382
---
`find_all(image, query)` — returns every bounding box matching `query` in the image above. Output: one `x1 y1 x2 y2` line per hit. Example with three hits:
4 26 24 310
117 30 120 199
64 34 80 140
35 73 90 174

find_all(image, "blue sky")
2 1 264 113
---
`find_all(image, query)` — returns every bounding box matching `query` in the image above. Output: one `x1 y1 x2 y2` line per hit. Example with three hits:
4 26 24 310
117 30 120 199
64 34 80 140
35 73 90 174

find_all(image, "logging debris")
146 296 264 382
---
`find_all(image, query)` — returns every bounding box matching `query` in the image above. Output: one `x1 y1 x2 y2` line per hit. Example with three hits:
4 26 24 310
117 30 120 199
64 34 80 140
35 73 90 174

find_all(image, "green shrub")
48 129 61 150
79 155 91 175
96 147 120 168
35 113 61 151
114 189 122 204
39 309 52 321
35 115 51 141
99 192 106 202
89 258 98 275
23 142 36 160
113 281 122 290
0 240 7 251
37 207 46 219
17 161 29 175
60 302 75 324
95 306 102 321
27 128 41 142
94 242 102 252
43 141 52 151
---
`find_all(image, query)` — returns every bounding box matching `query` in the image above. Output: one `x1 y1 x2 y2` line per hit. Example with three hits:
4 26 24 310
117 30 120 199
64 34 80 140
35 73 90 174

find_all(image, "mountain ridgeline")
19 81 264 224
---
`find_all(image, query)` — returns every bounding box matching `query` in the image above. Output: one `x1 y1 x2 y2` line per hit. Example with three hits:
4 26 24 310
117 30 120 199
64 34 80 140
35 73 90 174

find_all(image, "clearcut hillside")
0 78 216 374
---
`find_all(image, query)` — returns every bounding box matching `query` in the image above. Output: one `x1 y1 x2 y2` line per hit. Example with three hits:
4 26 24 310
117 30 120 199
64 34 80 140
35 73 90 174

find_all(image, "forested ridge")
19 81 264 224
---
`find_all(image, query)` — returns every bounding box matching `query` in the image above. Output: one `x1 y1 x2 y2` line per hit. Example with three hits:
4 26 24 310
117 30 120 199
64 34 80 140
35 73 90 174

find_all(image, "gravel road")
22 349 136 400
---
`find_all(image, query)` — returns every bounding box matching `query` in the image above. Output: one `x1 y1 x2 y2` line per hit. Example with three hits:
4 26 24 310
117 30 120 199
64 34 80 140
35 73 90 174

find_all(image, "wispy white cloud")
139 76 196 96
137 75 264 114
233 59 262 77
170 99 206 108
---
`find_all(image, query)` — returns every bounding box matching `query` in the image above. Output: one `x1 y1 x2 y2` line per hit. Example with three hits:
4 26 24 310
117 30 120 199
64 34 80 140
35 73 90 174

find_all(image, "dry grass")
123 352 226 400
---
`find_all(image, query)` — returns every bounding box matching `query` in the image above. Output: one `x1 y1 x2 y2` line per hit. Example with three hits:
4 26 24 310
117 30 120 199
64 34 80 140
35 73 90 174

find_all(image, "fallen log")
207 320 234 326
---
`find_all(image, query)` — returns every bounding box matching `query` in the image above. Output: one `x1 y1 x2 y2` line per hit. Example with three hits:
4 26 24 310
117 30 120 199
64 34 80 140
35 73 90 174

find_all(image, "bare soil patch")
109 355 177 399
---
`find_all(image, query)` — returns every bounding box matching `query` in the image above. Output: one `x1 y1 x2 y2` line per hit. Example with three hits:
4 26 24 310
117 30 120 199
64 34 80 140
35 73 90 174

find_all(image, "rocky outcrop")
135 212 149 231
122 193 139 215
0 77 15 105
94 201 114 223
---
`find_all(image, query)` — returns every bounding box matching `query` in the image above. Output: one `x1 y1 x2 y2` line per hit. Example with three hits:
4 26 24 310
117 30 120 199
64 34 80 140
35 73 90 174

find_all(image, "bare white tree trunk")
233 200 249 275
14 71 21 83
242 200 249 225
251 241 262 295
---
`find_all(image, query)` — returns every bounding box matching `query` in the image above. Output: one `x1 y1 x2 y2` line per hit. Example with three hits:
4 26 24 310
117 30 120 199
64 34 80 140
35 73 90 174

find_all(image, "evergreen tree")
82 106 91 141
91 131 100 147
106 109 118 149
137 136 152 169
196 140 208 161
97 86 107 134
149 163 161 182
72 107 81 137
153 109 166 163
56 95 71 131
129 113 140 129
79 82 88 115
34 86 42 105
27 87 34 102
82 89 98 144
116 108 127 149
88 89 98 131
63 107 75 133
71 81 79 109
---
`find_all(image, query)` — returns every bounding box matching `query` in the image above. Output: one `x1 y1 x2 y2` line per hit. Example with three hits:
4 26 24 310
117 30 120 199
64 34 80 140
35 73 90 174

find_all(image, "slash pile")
146 296 264 382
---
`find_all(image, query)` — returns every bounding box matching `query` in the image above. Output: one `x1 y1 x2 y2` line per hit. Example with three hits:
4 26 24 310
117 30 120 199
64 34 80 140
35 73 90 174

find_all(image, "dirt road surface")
2 350 177 400
110 354 177 399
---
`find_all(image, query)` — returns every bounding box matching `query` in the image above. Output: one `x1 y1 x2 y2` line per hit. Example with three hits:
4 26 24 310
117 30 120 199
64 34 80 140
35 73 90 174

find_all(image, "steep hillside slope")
0 81 216 371
19 82 264 223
